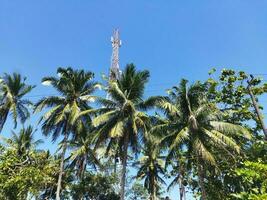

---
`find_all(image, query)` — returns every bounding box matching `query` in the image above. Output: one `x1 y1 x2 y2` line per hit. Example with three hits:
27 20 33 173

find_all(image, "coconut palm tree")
153 79 251 200
3 126 43 157
67 125 102 180
167 152 188 200
39 153 74 200
0 73 34 132
135 139 166 200
34 67 99 200
81 64 154 200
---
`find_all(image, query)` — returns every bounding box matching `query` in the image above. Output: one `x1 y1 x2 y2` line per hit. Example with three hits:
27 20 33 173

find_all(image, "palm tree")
67 125 102 180
34 67 99 200
4 125 43 157
135 139 166 200
39 153 74 200
153 79 251 200
167 152 187 200
81 64 154 200
0 73 34 132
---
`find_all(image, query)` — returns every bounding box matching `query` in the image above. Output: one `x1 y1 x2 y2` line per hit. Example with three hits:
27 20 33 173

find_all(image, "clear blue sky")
1 1 267 199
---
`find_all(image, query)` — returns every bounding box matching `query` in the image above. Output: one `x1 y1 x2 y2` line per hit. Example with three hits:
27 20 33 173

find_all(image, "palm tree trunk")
197 161 207 200
114 155 117 173
150 173 156 200
150 192 156 200
179 176 185 200
153 185 156 200
182 184 186 200
120 134 129 200
81 155 87 180
56 133 68 200
151 186 156 200
179 166 186 200
0 110 8 133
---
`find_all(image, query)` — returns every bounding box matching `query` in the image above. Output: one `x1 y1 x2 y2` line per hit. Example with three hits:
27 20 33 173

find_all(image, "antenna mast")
109 29 122 80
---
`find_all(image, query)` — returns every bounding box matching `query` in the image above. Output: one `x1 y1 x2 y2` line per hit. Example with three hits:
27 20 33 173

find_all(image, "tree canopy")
0 67 266 200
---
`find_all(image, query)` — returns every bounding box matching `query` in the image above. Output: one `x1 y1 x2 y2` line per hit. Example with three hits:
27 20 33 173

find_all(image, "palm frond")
109 121 124 138
170 128 189 150
92 110 119 127
203 128 240 153
193 139 216 165
210 121 251 139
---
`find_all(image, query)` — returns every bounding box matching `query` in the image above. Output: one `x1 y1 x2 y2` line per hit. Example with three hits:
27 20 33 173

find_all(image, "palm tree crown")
89 64 151 153
5 126 43 157
153 79 251 199
135 139 166 200
35 67 98 140
0 73 34 132
67 125 101 180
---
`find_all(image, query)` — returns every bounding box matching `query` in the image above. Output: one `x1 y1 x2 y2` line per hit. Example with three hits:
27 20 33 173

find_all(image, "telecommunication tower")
109 29 122 80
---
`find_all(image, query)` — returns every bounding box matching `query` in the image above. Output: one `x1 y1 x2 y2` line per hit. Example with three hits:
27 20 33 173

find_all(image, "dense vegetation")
0 66 266 200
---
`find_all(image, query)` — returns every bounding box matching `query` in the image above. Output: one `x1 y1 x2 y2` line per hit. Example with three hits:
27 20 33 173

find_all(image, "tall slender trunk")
184 186 186 200
179 166 186 200
152 186 156 200
114 154 117 173
114 140 119 174
120 134 129 200
80 157 87 200
150 173 156 200
179 176 186 200
247 83 267 139
56 133 68 200
149 172 156 200
81 155 87 180
150 191 156 200
77 157 87 200
197 161 207 200
0 110 8 133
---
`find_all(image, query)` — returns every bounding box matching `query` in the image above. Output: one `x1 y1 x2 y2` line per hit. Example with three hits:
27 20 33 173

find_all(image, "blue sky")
1 1 267 199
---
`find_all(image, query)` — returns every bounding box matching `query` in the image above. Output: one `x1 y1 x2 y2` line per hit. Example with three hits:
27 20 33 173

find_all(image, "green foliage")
126 182 149 200
0 148 58 200
70 173 120 200
206 68 266 135
3 126 43 157
231 161 267 200
202 69 267 199
0 67 267 200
